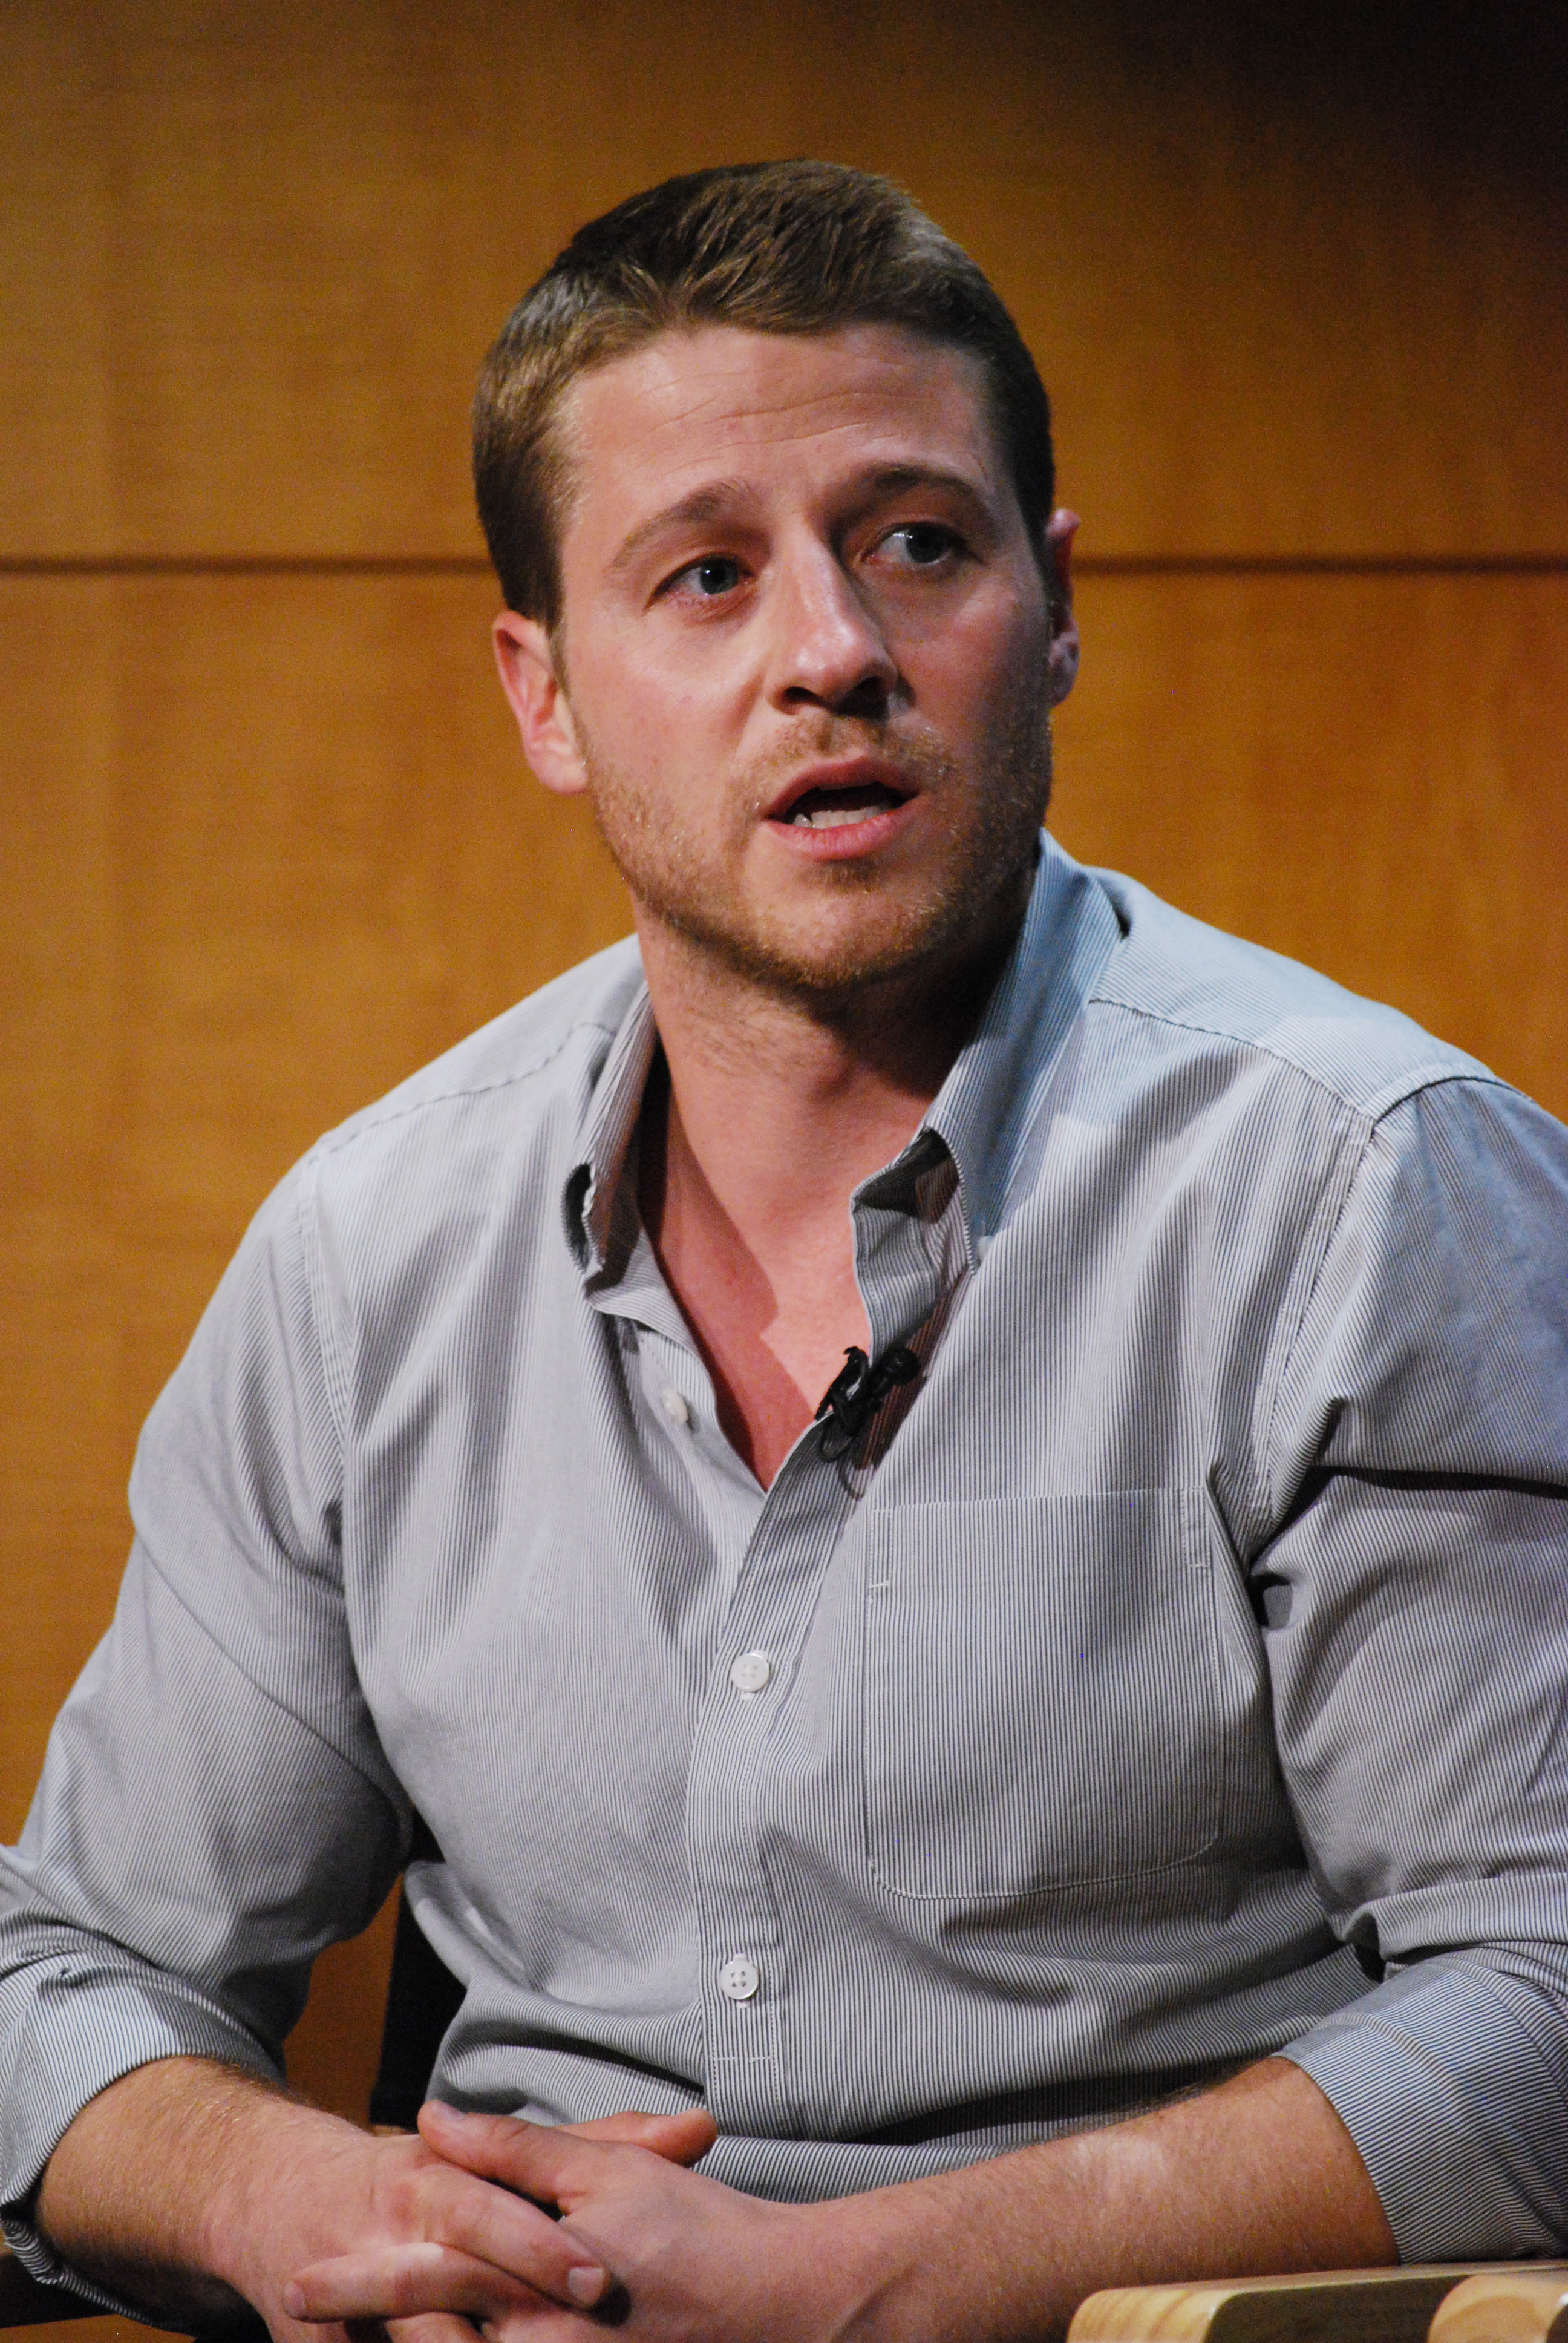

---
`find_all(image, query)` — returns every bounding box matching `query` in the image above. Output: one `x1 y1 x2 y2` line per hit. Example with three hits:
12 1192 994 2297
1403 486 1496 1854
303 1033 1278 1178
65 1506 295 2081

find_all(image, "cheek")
575 696 713 845
912 613 1039 741
575 635 737 767
907 568 1046 676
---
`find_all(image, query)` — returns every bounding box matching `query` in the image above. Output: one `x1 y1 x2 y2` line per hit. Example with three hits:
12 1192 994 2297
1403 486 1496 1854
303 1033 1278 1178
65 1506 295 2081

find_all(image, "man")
2 161 1566 2343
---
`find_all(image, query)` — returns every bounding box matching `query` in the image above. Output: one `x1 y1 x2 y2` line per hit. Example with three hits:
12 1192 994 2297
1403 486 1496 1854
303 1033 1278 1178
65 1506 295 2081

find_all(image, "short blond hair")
472 160 1055 629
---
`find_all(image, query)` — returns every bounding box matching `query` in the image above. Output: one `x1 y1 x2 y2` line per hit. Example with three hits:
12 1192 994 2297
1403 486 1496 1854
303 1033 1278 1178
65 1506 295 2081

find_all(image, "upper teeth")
792 803 878 828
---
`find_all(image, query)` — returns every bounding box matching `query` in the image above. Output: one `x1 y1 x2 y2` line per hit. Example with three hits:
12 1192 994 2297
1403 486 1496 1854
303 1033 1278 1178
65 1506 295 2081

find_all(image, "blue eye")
685 557 743 597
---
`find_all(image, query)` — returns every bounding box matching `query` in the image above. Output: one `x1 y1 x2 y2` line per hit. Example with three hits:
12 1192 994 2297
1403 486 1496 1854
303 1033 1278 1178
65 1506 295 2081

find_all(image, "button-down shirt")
4 838 1567 2286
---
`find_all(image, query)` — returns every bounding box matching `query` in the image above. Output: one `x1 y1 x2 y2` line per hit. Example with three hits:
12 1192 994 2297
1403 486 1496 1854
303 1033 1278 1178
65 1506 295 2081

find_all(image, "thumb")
564 2108 718 2164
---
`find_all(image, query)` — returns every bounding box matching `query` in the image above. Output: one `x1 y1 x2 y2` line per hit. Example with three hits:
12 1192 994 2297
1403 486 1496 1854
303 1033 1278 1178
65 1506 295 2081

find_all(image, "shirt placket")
679 1145 964 2136
576 1078 965 2138
685 1449 857 2129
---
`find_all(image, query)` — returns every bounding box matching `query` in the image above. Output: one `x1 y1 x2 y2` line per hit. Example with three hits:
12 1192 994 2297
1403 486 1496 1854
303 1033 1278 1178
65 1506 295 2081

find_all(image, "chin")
667 879 1018 1003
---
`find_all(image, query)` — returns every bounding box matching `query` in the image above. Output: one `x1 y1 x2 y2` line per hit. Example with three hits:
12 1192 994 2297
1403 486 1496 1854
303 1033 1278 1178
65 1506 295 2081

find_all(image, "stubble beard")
576 686 1055 1012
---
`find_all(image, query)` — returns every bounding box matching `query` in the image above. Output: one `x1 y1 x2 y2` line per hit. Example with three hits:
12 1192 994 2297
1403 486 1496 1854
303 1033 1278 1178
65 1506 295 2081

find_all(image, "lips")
764 758 915 831
784 782 906 829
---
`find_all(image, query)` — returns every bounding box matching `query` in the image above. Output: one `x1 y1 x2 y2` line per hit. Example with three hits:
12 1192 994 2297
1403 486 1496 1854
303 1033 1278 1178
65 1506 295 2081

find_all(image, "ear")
492 611 589 797
1042 507 1081 707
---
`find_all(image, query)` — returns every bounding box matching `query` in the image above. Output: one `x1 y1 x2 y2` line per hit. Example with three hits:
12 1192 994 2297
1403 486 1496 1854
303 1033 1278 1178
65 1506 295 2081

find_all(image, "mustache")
741 717 959 814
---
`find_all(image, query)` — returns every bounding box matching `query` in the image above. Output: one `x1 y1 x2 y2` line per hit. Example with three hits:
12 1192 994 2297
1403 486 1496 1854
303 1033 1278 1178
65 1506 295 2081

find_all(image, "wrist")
36 2060 350 2328
790 2187 934 2343
204 2092 374 2315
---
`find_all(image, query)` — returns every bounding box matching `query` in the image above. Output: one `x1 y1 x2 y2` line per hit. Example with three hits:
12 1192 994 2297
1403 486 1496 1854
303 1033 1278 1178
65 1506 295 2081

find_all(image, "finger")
385 2315 583 2343
381 2313 557 2343
388 2161 612 2307
417 2105 607 2212
286 2240 607 2322
563 2108 718 2164
384 2319 573 2343
382 2319 484 2343
285 2240 595 2324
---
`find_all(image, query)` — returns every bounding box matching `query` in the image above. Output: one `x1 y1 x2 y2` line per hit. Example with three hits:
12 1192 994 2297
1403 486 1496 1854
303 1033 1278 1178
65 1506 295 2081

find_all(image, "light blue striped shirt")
4 837 1567 2289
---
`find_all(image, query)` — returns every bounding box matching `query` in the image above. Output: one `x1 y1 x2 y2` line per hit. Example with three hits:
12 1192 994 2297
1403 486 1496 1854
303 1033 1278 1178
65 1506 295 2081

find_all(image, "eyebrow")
609 480 755 578
607 460 996 578
848 461 994 511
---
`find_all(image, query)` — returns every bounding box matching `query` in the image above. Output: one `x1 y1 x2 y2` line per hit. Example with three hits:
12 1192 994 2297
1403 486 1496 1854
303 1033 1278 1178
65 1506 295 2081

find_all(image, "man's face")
495 322 1077 1001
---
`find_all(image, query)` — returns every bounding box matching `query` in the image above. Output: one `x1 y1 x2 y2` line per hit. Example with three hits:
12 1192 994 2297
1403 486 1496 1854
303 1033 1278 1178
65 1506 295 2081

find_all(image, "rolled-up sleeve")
0 1159 410 2276
1261 1078 1568 2256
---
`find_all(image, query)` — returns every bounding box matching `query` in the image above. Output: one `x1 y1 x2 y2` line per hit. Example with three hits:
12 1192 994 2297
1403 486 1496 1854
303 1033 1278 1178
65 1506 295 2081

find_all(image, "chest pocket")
861 1492 1223 1899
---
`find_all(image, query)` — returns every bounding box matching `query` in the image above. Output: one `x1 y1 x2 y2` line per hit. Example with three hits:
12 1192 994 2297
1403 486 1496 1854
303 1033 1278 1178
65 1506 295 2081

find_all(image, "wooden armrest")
1068 2266 1510 2343
0 2245 100 2328
1429 2269 1568 2343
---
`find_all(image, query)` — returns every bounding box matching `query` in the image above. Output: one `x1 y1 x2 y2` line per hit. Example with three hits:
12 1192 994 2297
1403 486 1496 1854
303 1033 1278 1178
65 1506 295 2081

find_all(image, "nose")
765 540 900 721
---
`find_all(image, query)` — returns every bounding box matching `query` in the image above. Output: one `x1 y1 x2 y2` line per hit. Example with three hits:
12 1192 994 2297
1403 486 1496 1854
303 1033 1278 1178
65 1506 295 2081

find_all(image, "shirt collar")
563 834 1123 1279
564 985 659 1276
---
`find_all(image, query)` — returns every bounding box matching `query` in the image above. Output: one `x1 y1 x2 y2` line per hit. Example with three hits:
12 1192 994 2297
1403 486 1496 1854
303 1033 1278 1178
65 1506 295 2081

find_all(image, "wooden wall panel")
0 8 113 555
2 0 1564 559
0 570 629 1846
284 1886 401 2117
1053 574 1568 1119
0 580 125 1814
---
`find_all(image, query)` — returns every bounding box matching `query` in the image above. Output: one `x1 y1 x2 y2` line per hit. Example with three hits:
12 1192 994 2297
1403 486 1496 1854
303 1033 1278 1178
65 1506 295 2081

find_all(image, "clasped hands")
278 2099 869 2343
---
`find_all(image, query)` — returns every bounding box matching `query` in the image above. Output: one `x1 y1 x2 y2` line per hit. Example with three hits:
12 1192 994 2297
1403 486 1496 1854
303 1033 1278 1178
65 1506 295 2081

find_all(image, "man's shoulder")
1087 868 1501 1122
308 934 645 1175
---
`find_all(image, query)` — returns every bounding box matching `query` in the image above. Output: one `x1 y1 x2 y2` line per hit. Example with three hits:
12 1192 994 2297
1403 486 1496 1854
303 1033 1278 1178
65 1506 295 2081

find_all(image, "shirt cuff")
0 2219 130 2318
1279 1951 1568 2259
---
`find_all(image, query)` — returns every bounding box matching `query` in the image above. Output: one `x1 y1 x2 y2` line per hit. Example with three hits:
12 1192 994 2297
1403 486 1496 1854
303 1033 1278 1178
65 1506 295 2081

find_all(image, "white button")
729 1649 773 1695
658 1385 691 1427
719 1956 760 2001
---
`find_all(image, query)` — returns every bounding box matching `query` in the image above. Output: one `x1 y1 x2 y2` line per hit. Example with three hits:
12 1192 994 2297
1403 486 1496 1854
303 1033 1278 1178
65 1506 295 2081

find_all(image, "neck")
637 902 1022 1234
630 879 1031 1487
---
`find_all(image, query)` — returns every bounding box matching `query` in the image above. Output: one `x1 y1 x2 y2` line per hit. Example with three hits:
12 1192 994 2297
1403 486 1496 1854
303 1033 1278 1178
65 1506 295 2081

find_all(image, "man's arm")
34 2055 715 2335
1243 1079 1568 2258
279 2056 1392 2343
1 1163 402 2307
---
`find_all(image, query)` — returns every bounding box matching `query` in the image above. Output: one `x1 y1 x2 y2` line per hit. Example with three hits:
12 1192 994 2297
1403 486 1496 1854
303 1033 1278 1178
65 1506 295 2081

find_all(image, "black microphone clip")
814 1343 921 1461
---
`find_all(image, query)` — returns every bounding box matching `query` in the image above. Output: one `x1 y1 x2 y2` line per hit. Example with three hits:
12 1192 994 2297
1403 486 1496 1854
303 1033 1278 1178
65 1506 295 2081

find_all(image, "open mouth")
777 781 907 830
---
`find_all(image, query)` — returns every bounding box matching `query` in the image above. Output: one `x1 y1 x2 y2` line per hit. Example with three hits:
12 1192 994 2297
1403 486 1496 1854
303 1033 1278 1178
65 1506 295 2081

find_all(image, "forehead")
554 322 1005 532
